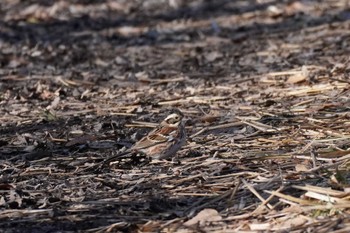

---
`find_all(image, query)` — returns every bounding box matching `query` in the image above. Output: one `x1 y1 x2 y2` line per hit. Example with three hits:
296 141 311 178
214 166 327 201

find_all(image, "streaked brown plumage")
131 112 186 159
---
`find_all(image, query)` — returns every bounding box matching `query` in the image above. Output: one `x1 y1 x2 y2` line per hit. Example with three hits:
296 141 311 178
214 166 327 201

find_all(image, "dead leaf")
286 74 306 84
272 215 308 230
139 221 162 232
295 163 309 172
47 96 60 110
184 209 222 226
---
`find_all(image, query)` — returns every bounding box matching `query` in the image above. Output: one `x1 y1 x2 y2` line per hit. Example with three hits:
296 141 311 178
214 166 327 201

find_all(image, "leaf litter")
1 0 350 232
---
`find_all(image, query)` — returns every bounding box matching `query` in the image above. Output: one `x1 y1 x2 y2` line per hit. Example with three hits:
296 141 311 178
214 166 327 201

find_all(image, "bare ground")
1 0 350 232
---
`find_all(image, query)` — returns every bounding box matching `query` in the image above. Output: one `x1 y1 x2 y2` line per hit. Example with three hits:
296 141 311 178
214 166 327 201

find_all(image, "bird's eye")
167 115 180 124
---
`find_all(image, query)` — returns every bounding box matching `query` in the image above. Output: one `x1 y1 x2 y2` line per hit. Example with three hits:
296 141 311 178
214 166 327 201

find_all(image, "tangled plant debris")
1 0 350 232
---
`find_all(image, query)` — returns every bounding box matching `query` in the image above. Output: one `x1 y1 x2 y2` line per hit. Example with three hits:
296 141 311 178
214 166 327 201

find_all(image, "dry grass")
1 0 350 232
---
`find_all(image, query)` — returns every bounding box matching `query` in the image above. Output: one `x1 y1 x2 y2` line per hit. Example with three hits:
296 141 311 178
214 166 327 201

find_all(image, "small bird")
102 111 186 166
131 111 187 159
